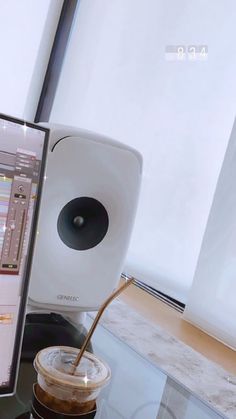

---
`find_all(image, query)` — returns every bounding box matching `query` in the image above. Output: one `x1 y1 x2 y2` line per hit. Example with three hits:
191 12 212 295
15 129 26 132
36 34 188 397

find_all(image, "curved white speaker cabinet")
27 124 142 326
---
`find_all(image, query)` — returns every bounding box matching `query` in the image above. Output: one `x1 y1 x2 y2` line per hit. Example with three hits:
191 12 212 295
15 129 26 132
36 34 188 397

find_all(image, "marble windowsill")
91 299 236 419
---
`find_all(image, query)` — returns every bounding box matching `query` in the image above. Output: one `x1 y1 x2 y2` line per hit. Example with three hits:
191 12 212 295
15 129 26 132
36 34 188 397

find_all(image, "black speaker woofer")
57 197 109 251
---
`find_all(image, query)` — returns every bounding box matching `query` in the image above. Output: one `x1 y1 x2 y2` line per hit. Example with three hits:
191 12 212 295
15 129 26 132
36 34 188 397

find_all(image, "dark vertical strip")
34 0 79 123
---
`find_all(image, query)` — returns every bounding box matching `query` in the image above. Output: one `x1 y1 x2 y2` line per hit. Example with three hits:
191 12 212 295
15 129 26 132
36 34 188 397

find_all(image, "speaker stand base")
21 312 92 362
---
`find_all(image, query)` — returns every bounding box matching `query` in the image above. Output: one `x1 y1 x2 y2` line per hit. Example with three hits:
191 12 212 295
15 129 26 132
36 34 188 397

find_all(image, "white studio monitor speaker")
28 124 142 325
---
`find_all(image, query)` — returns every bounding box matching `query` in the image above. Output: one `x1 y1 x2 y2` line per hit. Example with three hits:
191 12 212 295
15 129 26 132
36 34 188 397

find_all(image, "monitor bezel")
0 113 49 397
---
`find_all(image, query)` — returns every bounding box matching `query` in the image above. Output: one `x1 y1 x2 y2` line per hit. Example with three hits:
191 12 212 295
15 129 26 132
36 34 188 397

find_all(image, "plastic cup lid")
34 346 111 390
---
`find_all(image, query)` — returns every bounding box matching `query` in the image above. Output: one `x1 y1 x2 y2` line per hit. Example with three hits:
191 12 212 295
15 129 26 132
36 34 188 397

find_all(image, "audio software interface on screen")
0 115 48 395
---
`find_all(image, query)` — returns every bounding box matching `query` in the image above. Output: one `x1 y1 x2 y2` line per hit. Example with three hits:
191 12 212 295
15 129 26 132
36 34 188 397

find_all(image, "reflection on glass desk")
0 315 225 419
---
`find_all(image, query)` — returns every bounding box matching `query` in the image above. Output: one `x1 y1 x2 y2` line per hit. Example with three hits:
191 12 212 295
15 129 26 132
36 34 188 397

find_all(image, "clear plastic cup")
33 346 111 415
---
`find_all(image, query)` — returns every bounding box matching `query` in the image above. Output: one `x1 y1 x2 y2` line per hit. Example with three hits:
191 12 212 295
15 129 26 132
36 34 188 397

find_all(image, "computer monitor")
0 114 49 396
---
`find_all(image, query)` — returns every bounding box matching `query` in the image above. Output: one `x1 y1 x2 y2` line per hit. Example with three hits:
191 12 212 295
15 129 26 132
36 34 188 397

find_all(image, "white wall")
0 0 63 120
50 0 236 302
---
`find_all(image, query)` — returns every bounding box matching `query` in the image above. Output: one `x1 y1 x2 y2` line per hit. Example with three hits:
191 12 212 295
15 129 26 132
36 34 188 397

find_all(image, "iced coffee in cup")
33 346 111 417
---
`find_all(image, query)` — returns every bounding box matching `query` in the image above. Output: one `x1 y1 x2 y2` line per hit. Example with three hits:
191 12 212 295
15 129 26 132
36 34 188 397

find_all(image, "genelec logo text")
57 295 79 302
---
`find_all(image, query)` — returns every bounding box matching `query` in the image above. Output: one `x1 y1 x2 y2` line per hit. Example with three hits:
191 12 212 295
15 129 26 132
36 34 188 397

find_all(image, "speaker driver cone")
57 197 109 250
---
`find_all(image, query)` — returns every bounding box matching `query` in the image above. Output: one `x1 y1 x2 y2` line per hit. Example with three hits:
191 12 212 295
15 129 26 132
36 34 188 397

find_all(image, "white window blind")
49 0 236 304
184 119 236 349
0 0 63 120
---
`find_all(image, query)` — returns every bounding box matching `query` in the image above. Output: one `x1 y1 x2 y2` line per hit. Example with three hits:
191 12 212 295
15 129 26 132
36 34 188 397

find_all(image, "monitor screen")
0 114 49 396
